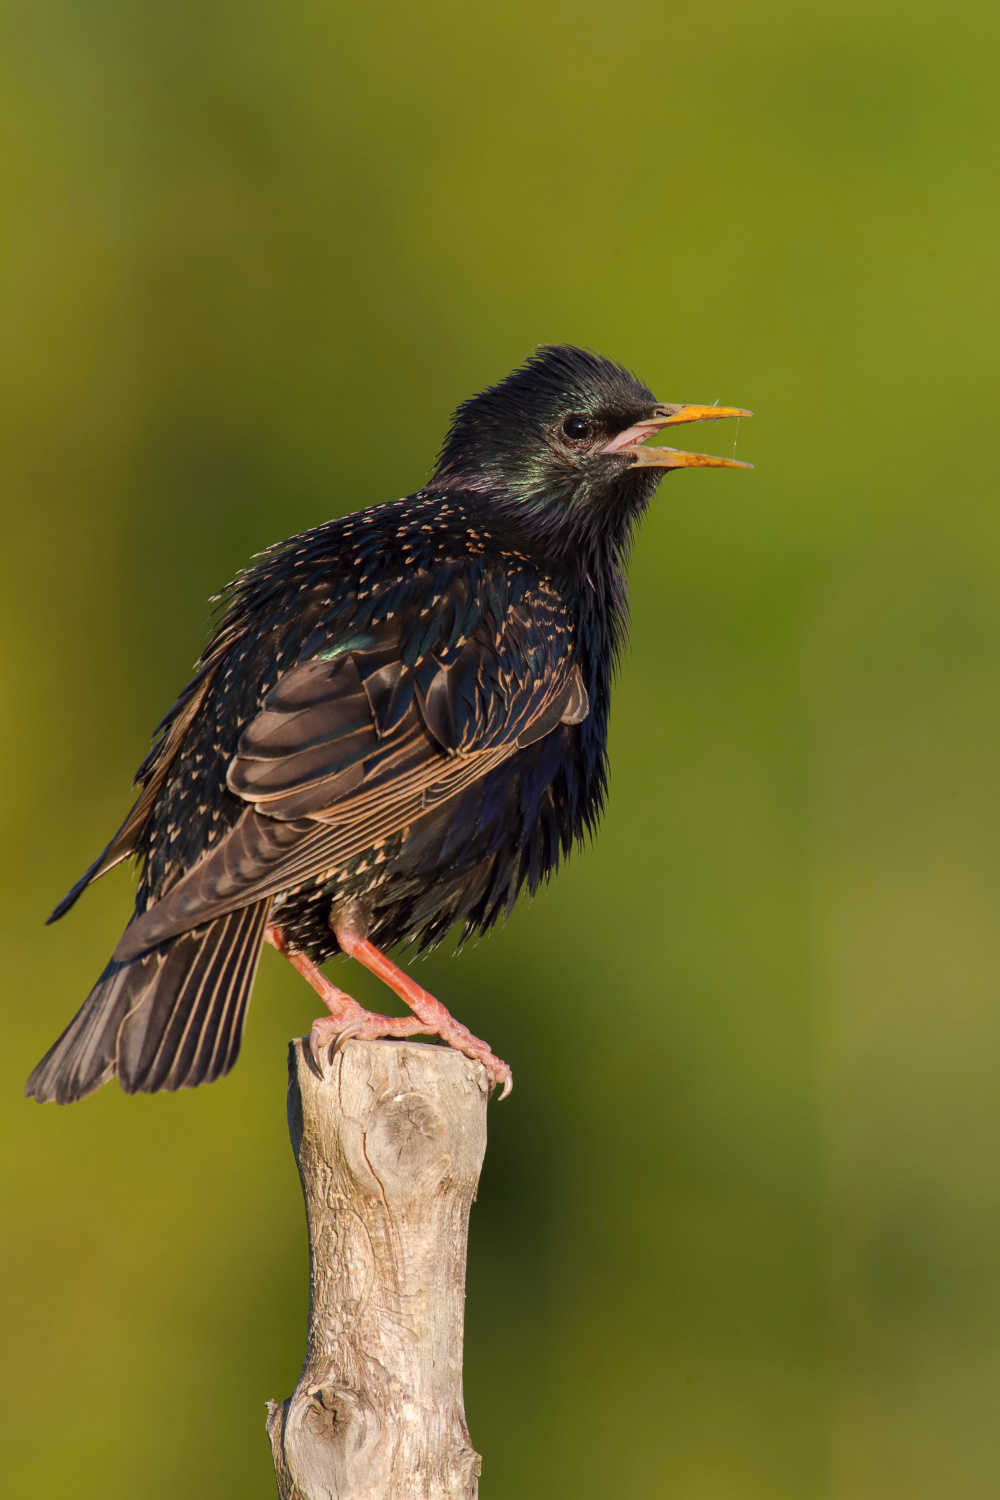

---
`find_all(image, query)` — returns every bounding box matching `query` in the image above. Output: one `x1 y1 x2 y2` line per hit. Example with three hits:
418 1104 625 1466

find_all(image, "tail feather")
26 900 271 1104
25 956 157 1104
119 901 269 1092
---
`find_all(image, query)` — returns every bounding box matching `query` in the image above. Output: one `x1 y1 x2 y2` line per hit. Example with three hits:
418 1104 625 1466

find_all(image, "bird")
26 345 750 1106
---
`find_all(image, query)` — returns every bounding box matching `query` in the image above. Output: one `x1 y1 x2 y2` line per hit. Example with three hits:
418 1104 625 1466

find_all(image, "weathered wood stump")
267 1038 489 1500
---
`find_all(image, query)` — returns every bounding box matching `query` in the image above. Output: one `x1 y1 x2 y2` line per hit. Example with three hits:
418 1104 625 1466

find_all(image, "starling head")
434 344 750 558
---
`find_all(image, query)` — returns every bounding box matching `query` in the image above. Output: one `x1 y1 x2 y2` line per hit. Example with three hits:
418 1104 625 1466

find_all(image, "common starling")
27 346 750 1105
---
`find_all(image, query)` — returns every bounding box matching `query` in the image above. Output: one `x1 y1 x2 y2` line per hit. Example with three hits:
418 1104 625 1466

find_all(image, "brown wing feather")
116 616 585 959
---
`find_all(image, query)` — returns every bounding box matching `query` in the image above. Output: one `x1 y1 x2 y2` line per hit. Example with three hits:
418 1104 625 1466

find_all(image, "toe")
485 1056 513 1099
308 1018 342 1077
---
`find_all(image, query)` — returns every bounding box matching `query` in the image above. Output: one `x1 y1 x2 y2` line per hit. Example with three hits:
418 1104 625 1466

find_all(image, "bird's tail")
26 900 271 1104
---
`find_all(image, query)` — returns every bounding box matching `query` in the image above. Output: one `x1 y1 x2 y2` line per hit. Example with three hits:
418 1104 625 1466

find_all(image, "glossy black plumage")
28 345 748 1104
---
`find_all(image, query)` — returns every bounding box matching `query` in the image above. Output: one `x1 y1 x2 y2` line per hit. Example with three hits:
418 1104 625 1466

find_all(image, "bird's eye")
562 415 591 442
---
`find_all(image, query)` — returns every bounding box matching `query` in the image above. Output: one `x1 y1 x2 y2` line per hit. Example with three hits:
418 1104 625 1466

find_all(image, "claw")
487 1059 513 1100
332 1021 365 1057
309 1016 365 1076
308 1016 348 1077
308 1024 328 1076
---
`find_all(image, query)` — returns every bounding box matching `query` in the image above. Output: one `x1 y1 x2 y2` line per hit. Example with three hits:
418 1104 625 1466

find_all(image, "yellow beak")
602 402 753 470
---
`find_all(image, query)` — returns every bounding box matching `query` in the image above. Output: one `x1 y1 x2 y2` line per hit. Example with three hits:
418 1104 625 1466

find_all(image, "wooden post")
266 1038 488 1500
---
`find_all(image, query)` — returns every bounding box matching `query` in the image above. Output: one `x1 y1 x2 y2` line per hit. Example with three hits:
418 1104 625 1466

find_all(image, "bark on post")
267 1037 488 1500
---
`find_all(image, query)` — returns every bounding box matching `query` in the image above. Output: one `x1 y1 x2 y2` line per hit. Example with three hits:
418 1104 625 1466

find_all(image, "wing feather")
117 583 585 958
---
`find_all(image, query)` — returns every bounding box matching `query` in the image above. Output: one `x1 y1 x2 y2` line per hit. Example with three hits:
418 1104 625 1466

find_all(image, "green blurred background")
2 0 998 1494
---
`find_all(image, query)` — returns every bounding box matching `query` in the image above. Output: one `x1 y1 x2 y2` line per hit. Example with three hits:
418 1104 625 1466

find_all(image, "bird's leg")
265 925 437 1073
333 924 513 1098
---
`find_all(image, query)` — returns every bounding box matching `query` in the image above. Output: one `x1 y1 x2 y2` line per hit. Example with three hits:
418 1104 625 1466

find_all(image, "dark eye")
562 415 591 442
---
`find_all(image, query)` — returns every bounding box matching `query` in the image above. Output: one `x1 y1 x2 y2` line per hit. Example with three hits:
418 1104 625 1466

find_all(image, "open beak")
602 402 753 470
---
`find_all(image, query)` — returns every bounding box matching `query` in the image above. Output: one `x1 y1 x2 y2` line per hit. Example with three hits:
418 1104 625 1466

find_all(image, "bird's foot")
334 928 513 1099
266 925 436 1074
267 924 512 1097
306 1010 436 1076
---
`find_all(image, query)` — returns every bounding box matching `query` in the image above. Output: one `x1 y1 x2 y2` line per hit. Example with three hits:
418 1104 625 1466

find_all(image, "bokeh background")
2 0 998 1495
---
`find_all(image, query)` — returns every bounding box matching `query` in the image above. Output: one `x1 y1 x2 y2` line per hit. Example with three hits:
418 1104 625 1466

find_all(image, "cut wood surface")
267 1038 489 1500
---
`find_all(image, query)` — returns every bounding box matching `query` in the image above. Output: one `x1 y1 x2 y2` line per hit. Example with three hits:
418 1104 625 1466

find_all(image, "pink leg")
334 926 512 1099
265 925 437 1073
